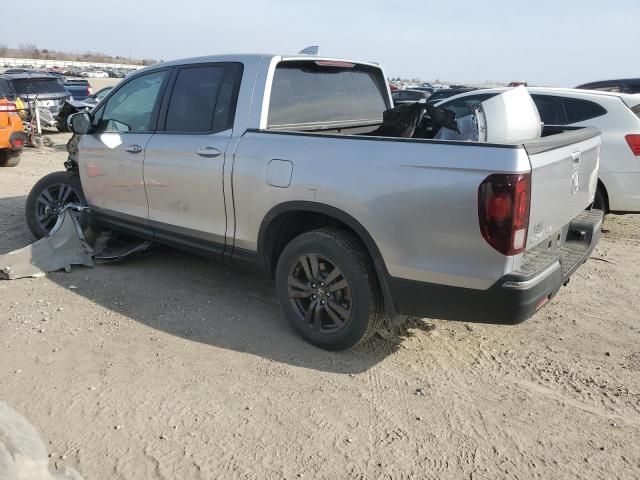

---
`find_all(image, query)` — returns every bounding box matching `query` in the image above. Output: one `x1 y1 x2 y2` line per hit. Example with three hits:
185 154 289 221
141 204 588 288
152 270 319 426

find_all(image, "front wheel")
25 171 87 239
275 228 385 350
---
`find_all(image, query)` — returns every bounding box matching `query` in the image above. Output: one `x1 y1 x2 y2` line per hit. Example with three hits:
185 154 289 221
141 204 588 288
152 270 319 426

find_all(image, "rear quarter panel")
232 132 531 289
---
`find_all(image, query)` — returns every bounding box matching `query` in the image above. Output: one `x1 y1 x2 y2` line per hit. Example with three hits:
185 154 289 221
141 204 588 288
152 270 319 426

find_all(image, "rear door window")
163 63 243 133
562 97 607 123
268 61 389 129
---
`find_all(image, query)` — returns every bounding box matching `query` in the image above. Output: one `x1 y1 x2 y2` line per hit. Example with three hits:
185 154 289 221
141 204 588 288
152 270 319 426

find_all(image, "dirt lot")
1 134 640 479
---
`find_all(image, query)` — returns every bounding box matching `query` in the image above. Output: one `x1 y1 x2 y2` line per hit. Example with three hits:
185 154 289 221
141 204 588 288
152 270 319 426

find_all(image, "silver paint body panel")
77 53 600 291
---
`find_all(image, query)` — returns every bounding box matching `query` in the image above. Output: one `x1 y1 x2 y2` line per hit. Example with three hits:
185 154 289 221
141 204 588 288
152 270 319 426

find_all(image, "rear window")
630 104 640 119
267 61 389 129
12 78 67 95
531 95 568 125
562 97 607 123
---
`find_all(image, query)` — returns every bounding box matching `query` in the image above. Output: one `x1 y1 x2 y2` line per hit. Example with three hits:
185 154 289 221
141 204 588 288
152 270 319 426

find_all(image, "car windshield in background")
268 62 388 129
13 78 67 95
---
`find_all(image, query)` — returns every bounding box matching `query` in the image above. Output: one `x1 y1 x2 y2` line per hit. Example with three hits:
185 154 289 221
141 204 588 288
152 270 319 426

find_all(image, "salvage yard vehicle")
26 53 603 350
437 87 640 213
392 89 431 105
63 79 93 101
56 87 114 132
0 73 71 130
577 78 640 95
0 95 25 167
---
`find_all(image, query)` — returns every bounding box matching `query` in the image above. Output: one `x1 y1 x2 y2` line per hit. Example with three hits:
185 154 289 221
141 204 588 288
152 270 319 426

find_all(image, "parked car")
410 86 434 94
426 87 477 104
576 78 640 95
435 87 640 213
27 53 602 350
391 89 431 105
3 68 39 74
56 86 114 132
0 95 25 167
79 70 109 79
508 81 528 87
63 79 93 101
0 73 71 130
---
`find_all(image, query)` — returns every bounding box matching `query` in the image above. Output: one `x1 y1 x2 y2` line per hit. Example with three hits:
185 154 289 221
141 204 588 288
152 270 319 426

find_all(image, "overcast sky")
5 0 638 86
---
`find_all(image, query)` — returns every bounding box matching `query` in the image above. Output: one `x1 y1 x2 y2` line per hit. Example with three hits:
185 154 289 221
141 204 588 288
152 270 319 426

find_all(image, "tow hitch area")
0 206 158 280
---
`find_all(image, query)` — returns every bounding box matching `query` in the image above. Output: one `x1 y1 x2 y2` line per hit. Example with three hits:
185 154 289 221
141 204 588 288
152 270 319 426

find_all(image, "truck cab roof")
137 53 380 73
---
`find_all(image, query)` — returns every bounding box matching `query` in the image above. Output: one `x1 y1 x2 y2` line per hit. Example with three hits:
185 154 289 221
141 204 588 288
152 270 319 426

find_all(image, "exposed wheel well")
261 210 364 278
597 179 609 212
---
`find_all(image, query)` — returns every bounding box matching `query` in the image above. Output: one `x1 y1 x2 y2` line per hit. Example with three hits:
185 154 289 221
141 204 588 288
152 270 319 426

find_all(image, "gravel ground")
1 134 639 479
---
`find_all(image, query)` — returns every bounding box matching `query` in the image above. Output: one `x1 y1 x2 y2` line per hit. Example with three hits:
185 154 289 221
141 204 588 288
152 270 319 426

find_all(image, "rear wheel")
0 151 20 167
275 228 384 350
26 171 87 239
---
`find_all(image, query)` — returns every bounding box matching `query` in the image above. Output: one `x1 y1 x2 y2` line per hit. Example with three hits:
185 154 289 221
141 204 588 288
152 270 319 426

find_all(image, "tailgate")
523 127 601 249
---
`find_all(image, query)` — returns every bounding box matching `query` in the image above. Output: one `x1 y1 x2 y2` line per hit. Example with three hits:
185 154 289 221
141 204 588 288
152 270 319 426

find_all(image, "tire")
0 151 20 167
25 171 88 239
275 228 385 350
592 184 607 213
31 136 44 149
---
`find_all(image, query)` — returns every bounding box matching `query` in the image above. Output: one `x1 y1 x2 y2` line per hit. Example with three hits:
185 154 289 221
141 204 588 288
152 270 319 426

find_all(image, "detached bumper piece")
388 209 604 324
0 207 158 280
0 207 93 280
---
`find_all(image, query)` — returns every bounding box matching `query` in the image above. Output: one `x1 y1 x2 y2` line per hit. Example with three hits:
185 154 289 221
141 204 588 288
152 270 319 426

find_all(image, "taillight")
478 173 531 256
625 134 640 156
11 138 24 149
0 103 17 113
87 87 94 96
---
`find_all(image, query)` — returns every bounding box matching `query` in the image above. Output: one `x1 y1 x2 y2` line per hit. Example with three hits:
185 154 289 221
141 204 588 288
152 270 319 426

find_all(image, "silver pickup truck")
26 53 603 350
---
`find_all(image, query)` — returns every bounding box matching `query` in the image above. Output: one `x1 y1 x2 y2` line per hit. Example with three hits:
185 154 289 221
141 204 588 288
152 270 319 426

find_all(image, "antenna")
298 46 320 55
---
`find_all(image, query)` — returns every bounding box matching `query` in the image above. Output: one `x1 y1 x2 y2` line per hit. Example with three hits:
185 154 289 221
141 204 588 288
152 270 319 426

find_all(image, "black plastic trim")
90 206 226 259
388 209 603 324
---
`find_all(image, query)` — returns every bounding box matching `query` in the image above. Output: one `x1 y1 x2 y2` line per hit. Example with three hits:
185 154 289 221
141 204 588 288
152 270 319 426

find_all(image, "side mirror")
68 112 92 135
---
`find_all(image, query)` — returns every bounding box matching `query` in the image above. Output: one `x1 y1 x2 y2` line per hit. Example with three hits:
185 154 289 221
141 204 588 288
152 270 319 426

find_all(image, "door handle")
125 144 143 154
195 146 222 158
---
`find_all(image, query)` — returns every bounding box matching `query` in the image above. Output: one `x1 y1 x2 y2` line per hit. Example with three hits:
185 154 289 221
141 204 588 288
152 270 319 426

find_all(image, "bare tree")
0 44 7 57
19 42 40 58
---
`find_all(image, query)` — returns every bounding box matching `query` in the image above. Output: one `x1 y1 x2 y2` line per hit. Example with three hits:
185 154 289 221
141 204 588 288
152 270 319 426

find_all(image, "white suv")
437 88 640 213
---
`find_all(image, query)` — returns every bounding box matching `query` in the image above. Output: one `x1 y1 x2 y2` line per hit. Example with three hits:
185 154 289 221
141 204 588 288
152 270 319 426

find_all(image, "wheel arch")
597 177 610 212
256 201 398 318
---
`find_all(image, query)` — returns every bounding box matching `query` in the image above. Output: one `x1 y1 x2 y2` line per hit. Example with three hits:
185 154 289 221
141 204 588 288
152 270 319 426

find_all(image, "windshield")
13 78 67 95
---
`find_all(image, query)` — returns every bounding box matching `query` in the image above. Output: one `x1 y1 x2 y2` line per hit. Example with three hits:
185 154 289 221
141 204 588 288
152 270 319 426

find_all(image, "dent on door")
266 159 293 188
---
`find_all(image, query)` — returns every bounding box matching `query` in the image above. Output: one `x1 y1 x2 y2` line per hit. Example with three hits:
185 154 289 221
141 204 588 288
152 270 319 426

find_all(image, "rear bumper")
388 209 603 324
